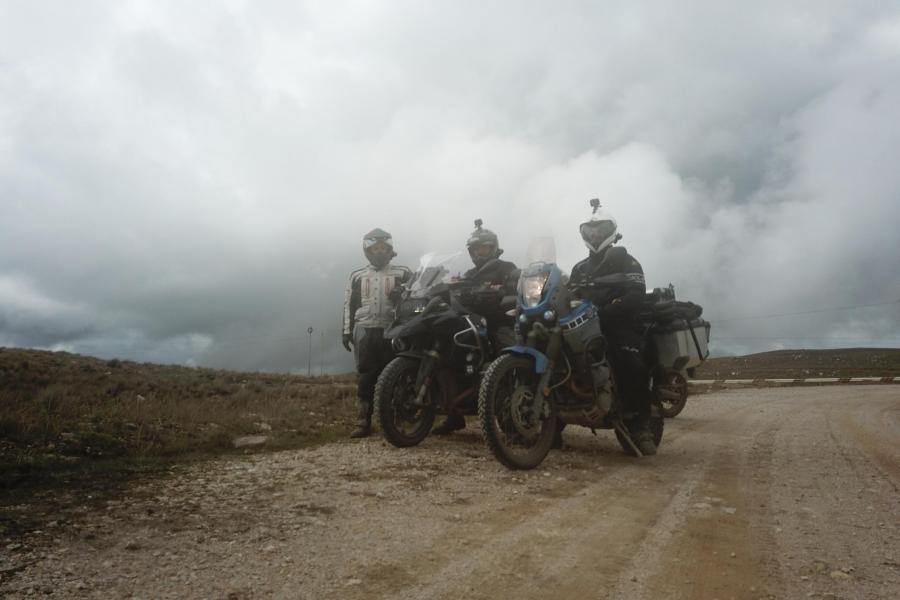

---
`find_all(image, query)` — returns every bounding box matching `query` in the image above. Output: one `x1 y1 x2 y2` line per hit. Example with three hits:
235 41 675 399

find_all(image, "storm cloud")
1 0 899 372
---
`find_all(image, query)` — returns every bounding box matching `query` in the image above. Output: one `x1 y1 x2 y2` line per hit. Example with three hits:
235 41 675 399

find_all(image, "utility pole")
307 326 314 376
320 331 325 375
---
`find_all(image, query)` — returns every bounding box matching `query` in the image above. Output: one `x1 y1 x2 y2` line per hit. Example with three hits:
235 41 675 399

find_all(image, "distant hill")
695 348 900 380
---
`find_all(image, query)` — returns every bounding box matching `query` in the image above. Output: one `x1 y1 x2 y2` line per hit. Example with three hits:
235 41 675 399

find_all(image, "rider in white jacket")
342 228 411 437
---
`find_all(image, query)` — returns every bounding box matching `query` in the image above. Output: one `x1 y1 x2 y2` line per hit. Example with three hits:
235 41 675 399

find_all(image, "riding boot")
350 399 372 438
432 413 466 435
627 418 657 456
551 422 566 449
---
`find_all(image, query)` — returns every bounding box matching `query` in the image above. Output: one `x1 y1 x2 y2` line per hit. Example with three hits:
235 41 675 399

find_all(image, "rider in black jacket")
431 220 520 435
569 200 657 456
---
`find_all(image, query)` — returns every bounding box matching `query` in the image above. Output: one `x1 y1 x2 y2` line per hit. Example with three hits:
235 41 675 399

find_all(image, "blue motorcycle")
477 242 664 469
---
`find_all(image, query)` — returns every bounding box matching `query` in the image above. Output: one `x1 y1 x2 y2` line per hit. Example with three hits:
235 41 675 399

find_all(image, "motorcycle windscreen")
408 251 468 296
525 236 557 266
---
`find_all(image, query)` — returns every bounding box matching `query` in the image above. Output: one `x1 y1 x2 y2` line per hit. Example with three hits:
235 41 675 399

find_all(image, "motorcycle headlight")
520 273 549 308
401 298 428 316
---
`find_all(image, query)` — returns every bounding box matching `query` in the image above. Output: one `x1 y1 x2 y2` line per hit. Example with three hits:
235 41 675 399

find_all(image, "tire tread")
375 357 435 448
478 354 554 470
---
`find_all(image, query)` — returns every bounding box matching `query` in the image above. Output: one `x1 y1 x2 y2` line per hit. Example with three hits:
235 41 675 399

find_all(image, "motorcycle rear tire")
655 370 688 418
376 357 436 448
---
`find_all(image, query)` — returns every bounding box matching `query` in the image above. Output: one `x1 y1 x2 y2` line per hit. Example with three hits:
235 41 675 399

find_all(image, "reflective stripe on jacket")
342 263 411 335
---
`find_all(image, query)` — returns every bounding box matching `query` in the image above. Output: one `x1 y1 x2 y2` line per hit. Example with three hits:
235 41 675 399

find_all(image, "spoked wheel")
655 370 688 418
478 355 557 470
375 357 436 448
615 417 664 456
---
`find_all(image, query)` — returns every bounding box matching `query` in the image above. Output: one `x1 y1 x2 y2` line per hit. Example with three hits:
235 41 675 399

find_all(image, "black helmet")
466 219 503 268
579 199 620 254
363 228 396 269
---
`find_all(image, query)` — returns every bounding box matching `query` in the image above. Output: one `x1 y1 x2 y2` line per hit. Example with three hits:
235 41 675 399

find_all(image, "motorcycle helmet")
363 228 396 269
579 199 620 254
466 219 503 268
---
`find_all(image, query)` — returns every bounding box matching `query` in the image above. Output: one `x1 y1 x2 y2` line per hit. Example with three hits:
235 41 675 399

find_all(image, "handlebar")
420 295 448 317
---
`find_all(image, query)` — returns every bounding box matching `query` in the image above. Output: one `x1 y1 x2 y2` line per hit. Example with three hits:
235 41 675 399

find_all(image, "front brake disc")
509 385 541 441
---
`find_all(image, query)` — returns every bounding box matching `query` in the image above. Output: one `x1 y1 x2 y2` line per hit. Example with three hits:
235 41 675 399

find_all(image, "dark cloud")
1 1 899 371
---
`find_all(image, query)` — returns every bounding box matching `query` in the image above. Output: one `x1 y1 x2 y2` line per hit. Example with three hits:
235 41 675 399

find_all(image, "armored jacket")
461 258 520 324
343 263 411 335
463 258 518 287
570 246 646 334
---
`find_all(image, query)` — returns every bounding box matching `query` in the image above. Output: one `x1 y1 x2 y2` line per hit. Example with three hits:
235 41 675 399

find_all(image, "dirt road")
2 386 898 599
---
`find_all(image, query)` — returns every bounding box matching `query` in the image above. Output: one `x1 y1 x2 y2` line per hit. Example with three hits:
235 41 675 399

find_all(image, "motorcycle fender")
502 346 549 374
395 351 424 360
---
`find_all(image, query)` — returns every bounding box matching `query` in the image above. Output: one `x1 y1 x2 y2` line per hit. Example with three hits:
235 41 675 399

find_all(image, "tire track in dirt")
839 401 900 490
356 393 786 600
603 392 788 600
332 440 648 600
391 467 695 600
764 387 900 599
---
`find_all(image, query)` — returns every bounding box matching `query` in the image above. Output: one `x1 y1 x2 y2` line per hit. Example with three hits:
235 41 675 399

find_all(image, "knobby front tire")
375 357 436 448
478 354 557 470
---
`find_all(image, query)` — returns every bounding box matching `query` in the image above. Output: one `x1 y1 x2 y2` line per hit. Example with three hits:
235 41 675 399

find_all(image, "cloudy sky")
2 0 899 373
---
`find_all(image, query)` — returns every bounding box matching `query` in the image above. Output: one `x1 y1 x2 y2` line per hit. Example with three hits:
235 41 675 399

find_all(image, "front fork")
527 323 562 419
413 348 440 407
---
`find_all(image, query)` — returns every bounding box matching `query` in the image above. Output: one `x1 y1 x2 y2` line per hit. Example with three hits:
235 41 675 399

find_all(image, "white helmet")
579 198 619 254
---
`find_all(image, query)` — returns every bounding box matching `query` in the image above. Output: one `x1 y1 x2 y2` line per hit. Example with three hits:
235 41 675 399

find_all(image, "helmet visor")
470 243 495 259
363 237 392 250
365 240 392 258
580 220 616 246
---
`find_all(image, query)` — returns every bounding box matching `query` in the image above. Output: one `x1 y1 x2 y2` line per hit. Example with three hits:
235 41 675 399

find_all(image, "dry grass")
0 347 357 488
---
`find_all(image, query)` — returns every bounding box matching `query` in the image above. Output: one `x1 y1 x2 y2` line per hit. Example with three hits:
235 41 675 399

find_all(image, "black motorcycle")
375 252 511 448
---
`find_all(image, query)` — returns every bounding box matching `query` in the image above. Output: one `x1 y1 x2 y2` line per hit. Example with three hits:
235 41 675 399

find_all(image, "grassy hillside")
0 347 356 489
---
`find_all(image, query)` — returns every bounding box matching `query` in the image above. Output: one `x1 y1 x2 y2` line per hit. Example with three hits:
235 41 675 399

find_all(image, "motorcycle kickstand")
613 420 644 458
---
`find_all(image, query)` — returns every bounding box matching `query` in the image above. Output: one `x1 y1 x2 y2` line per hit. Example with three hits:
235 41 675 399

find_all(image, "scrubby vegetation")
0 348 356 489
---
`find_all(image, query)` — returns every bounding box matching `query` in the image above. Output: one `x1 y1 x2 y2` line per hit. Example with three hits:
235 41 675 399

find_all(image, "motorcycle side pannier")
652 318 710 370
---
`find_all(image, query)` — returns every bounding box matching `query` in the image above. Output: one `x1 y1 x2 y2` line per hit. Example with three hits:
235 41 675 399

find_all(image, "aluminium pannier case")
652 318 710 370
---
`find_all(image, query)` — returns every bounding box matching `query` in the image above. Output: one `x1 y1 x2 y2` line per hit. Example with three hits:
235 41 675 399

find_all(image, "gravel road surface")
2 385 898 599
